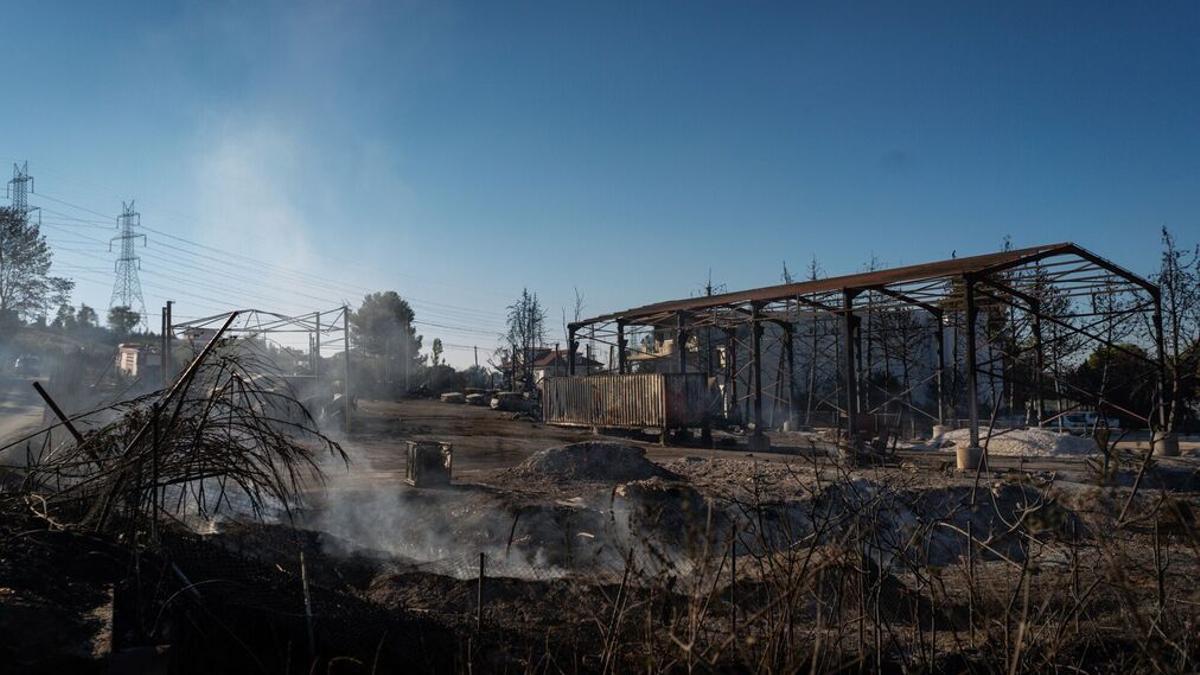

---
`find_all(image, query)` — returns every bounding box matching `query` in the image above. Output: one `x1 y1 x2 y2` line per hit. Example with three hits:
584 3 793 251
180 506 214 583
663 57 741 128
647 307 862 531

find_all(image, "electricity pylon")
6 162 39 223
109 200 148 329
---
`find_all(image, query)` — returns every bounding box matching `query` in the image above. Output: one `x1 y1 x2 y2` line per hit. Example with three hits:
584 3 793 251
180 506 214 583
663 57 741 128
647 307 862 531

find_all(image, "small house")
532 349 603 385
116 343 161 379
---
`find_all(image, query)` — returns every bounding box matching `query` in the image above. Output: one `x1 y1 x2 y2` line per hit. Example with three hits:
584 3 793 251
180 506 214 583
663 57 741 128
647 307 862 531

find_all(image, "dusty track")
0 375 45 453
337 397 1197 485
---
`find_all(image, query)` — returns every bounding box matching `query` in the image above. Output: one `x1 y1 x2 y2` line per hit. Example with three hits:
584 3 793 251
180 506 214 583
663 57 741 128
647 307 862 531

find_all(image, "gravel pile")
943 427 1098 457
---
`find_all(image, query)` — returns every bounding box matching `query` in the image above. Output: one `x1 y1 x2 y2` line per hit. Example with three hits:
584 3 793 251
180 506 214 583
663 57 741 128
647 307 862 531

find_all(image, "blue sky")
2 1 1198 366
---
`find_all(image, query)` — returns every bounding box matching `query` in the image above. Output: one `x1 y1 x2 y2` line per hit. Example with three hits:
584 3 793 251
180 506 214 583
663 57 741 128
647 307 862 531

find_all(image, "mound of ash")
942 427 1097 456
505 441 677 483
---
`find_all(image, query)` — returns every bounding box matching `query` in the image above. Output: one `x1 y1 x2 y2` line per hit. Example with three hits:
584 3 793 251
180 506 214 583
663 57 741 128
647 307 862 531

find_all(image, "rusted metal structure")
170 306 355 432
405 440 454 486
543 372 711 430
567 243 1168 456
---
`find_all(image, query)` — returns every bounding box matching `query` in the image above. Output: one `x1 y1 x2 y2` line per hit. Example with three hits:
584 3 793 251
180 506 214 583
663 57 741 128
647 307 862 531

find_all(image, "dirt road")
0 375 43 451
339 397 1190 485
344 398 595 480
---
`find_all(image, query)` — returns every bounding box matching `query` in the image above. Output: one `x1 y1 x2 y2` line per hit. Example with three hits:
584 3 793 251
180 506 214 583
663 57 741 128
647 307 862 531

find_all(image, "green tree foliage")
431 338 443 366
424 364 462 393
107 305 141 337
0 207 73 324
349 291 425 394
76 304 98 329
52 303 77 331
350 291 424 363
461 364 492 388
1072 344 1158 427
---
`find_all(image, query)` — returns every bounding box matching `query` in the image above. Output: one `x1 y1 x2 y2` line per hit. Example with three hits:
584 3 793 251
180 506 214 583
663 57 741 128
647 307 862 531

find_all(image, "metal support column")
676 312 688 374
617 321 628 374
314 311 321 380
726 328 738 422
705 320 713 378
1031 303 1045 426
857 310 867 414
933 311 945 427
784 323 797 430
963 277 981 452
567 325 578 376
750 303 767 449
842 290 860 439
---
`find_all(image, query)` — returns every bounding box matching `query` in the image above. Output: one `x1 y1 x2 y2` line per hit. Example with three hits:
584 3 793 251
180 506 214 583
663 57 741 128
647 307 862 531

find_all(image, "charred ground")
5 396 1199 673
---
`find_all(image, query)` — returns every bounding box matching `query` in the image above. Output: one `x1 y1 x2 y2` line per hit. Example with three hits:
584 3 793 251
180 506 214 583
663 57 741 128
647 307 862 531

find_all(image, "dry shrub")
4 339 345 534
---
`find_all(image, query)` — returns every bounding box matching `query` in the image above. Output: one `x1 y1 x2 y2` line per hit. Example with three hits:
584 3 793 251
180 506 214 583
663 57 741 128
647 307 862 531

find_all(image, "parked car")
490 391 529 412
1057 412 1121 435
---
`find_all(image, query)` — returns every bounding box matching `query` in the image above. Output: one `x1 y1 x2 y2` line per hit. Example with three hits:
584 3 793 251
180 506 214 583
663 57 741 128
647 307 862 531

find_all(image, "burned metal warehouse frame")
567 243 1169 455
170 305 354 431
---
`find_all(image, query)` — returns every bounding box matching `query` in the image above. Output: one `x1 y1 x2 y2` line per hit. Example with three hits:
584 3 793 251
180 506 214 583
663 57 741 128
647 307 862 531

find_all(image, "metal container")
405 440 453 486
955 444 982 471
543 373 712 430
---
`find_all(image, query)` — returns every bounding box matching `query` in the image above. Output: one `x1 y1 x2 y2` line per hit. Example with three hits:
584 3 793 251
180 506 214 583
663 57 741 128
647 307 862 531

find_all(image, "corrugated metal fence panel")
544 373 669 428
661 373 710 427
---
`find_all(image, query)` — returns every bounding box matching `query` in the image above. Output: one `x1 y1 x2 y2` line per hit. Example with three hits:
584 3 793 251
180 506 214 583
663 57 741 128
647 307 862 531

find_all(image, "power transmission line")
7 162 40 223
52 240 505 339
108 201 148 328
33 185 516 343
31 190 514 310
45 222 506 330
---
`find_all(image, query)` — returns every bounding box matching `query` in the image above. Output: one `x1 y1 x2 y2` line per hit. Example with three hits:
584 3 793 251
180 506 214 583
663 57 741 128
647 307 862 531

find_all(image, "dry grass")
470 450 1200 673
1 339 345 535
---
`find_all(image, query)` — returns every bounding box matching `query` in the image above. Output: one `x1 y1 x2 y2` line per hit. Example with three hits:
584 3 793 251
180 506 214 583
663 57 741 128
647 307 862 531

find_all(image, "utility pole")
402 316 411 392
161 307 167 386
160 300 174 386
705 273 713 377
343 305 352 433
7 162 39 224
165 300 173 375
314 311 321 380
109 201 148 330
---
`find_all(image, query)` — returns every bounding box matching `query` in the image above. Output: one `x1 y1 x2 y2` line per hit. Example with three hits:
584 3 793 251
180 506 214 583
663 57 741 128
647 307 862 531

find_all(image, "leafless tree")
504 288 547 391
561 286 585 344
1153 227 1200 432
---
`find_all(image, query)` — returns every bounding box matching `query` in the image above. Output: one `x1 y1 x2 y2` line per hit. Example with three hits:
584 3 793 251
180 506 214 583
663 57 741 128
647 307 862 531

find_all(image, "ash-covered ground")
5 397 1200 673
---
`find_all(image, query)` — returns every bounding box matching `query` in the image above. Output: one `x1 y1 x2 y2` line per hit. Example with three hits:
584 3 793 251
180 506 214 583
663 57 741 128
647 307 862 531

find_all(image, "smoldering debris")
0 327 389 673
5 348 345 533
303 441 1200 673
307 441 1090 585
3 331 1198 673
504 441 677 482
